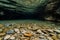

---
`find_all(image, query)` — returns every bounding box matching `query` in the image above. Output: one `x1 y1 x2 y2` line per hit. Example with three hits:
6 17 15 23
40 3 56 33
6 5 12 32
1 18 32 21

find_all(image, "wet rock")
46 29 53 33
5 23 11 26
56 7 60 14
20 29 27 34
0 29 3 32
0 33 5 36
57 34 60 39
49 33 58 40
32 38 40 40
24 32 33 37
39 36 45 39
41 29 48 34
6 29 14 34
54 29 60 34
47 37 53 40
39 36 48 40
5 23 15 27
32 24 39 31
14 28 20 33
9 35 15 40
3 28 10 33
4 35 10 40
37 29 43 34
24 38 30 40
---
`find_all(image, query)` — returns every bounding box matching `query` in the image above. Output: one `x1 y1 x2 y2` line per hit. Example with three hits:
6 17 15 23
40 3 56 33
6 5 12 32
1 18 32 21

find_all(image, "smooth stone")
39 36 45 39
20 29 26 34
0 29 3 32
32 26 39 31
24 32 32 37
32 38 40 40
54 29 60 33
4 35 10 40
14 28 20 33
9 36 15 40
46 29 53 33
5 23 15 27
5 23 11 27
40 39 48 40
0 33 5 36
6 29 14 34
37 29 43 34
47 37 53 40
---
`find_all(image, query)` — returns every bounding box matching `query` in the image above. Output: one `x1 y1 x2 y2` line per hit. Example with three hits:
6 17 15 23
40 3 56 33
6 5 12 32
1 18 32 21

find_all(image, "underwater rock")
0 0 48 13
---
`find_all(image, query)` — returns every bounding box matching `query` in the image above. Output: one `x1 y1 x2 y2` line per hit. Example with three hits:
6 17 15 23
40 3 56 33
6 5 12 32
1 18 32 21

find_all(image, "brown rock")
3 28 10 33
0 24 4 28
0 37 2 40
24 32 32 37
57 34 60 39
0 33 5 36
50 34 59 40
32 38 40 40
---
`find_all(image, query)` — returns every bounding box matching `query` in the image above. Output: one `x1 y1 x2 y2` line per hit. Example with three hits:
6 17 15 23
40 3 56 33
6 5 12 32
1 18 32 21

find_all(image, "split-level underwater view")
0 0 60 40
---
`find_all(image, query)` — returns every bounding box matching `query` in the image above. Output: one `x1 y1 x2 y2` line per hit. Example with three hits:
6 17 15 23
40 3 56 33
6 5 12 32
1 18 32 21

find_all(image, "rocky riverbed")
0 20 60 40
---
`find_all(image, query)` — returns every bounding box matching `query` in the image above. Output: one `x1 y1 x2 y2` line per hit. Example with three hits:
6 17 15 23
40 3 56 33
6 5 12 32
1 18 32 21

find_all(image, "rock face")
0 0 48 13
0 0 60 21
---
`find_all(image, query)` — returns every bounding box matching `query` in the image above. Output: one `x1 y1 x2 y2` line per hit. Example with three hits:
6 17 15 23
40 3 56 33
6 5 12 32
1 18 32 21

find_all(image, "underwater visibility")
0 0 60 40
0 0 49 19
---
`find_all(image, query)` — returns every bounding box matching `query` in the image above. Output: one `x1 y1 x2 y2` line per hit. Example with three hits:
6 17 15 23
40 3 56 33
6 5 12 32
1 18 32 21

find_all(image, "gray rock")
5 23 15 27
6 29 15 34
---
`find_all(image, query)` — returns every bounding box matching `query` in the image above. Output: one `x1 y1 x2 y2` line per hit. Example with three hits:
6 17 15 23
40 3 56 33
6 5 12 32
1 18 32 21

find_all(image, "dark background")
0 0 60 23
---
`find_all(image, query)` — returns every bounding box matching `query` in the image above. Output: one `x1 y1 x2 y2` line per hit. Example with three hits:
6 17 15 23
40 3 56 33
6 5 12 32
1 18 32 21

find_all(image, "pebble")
0 29 3 32
49 33 58 40
24 32 32 37
9 35 15 40
0 23 60 40
37 29 43 34
5 23 11 27
47 37 53 40
46 29 53 33
4 35 10 40
0 33 5 36
32 38 40 40
14 28 20 33
0 24 3 28
6 29 14 34
20 29 27 34
32 27 39 31
54 29 60 33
